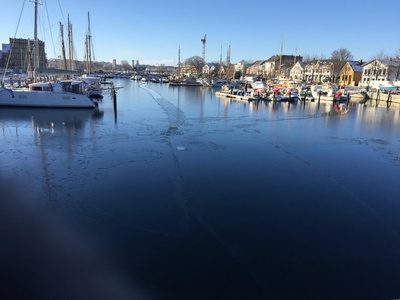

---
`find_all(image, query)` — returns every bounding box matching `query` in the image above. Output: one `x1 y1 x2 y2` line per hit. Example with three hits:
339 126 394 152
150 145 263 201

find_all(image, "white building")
290 62 305 81
361 58 400 88
303 60 334 83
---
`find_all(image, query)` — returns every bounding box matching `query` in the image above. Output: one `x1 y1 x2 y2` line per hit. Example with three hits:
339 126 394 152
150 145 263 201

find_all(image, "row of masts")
58 12 92 73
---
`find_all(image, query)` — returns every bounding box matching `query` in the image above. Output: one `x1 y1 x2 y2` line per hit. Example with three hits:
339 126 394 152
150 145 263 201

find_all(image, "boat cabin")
29 81 86 95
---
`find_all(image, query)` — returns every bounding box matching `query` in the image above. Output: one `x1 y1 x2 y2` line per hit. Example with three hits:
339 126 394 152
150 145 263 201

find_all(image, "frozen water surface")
1 79 400 299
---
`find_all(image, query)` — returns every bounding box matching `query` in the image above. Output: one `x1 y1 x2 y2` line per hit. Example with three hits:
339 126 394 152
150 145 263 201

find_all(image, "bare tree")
120 60 132 72
156 64 167 74
302 53 326 62
370 50 389 60
184 56 205 77
330 48 354 61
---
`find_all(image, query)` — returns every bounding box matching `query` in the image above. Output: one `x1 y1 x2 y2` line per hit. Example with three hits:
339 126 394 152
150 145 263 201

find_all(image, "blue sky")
1 0 399 66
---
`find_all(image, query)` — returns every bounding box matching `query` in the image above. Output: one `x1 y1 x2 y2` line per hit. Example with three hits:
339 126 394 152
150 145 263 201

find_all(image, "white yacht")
0 81 95 108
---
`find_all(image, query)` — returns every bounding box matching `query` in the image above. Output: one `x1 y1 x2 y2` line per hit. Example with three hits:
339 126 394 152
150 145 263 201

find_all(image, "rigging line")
91 38 96 62
57 0 67 25
2 0 27 84
56 0 67 65
43 0 57 60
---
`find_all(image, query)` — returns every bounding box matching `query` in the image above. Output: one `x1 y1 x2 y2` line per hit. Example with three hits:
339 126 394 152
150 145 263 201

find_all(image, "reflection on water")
1 79 400 300
0 107 104 135
355 103 400 129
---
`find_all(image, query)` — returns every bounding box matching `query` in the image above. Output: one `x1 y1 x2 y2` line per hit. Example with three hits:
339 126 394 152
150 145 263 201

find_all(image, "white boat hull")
0 89 95 108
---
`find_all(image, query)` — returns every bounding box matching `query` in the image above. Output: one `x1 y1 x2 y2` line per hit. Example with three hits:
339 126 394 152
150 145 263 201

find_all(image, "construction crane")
201 34 206 62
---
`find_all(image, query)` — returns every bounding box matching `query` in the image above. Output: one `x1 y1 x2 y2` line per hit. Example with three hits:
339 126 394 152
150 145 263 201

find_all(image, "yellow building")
339 61 363 86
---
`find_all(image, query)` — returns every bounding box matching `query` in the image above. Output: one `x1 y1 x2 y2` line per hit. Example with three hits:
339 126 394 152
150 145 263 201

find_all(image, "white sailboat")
0 1 95 109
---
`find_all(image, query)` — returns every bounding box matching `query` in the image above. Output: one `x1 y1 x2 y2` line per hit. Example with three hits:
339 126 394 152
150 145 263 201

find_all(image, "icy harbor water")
1 78 400 300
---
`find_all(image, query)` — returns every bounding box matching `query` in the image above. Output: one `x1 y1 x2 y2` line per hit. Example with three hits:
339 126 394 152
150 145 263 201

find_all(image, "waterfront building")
290 61 306 81
178 63 198 77
1 38 46 72
233 61 249 79
246 60 266 77
263 55 302 80
339 61 363 86
303 60 335 84
361 58 400 88
202 63 219 76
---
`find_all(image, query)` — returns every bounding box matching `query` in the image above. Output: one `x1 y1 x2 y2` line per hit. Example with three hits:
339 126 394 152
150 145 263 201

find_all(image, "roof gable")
362 59 400 68
348 61 363 72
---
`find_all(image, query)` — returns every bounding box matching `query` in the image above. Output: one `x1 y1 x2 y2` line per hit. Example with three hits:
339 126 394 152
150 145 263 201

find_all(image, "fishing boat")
0 2 95 109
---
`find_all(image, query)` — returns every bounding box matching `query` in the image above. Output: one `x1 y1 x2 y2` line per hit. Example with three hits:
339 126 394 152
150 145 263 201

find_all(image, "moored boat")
299 88 315 101
333 88 350 103
130 74 142 81
0 81 95 108
211 78 228 87
215 84 257 101
168 78 202 87
282 88 299 102
78 75 103 100
378 84 398 91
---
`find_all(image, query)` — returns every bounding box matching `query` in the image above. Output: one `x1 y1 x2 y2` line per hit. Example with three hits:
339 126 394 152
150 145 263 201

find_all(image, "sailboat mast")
68 14 74 70
33 0 39 82
60 22 67 70
219 45 222 76
86 12 92 74
177 47 181 78
279 32 283 80
226 43 230 79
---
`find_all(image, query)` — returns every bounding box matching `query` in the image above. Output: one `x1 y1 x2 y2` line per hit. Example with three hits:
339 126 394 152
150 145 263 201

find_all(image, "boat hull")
0 89 95 108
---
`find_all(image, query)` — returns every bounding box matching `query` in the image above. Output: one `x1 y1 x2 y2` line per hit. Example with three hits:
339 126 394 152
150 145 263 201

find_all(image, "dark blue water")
1 79 400 300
